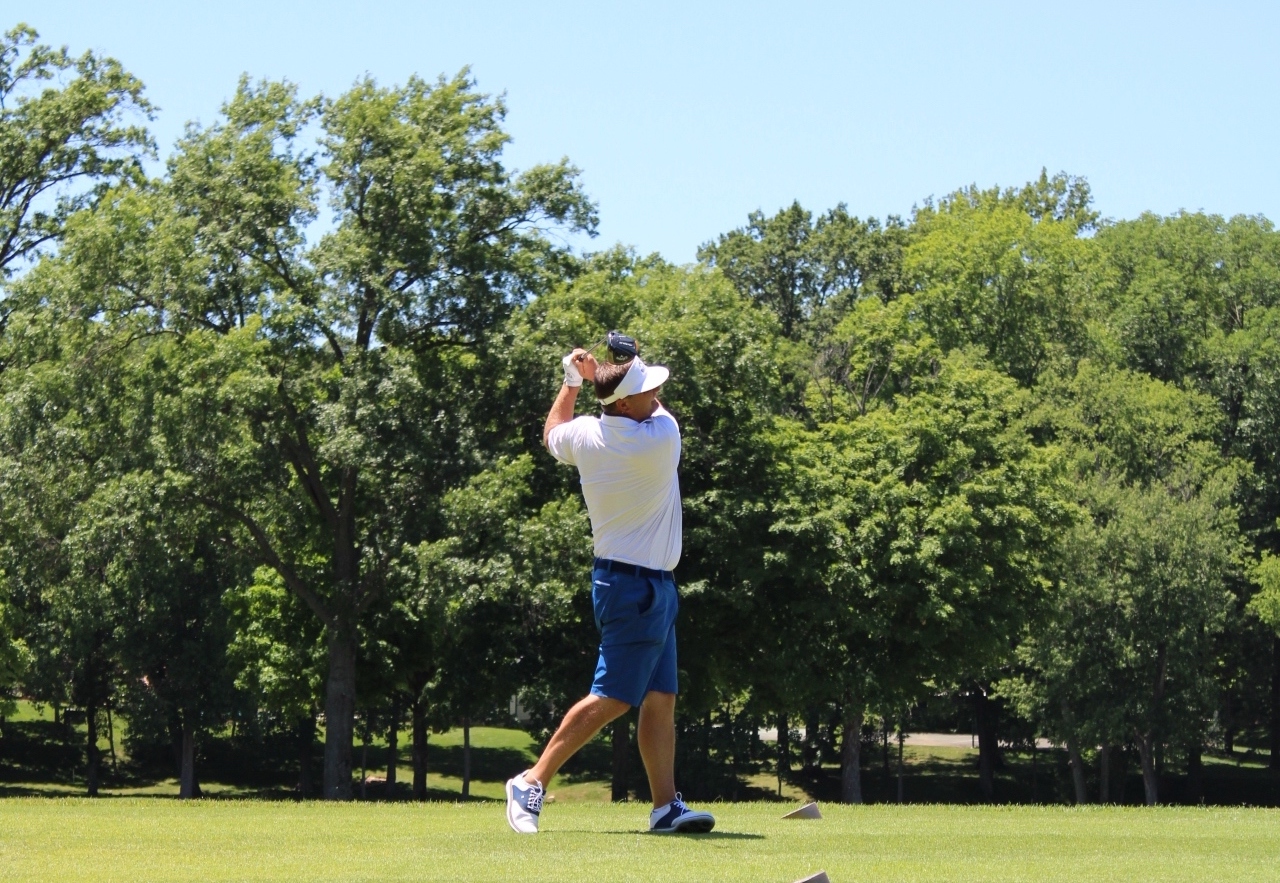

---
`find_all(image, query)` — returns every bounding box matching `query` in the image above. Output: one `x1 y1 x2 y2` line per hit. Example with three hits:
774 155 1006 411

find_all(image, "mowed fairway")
1 800 1278 883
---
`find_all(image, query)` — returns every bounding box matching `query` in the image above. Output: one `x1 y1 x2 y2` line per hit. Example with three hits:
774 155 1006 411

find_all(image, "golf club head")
604 330 638 364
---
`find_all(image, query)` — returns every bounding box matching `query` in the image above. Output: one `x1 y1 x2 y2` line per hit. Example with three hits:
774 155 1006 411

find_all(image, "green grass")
0 800 1277 882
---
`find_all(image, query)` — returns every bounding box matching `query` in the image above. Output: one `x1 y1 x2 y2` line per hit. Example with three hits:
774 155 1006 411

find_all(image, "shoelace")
524 784 544 814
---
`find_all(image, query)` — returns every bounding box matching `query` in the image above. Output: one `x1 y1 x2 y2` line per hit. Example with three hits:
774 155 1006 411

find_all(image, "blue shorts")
589 564 679 707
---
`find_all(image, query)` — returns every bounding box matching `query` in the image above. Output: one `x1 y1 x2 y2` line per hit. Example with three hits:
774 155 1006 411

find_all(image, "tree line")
1 24 1278 805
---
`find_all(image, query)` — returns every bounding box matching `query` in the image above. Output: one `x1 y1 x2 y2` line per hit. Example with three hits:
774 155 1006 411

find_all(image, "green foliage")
1093 212 1280 384
412 455 592 723
1248 553 1280 633
1005 365 1247 797
1033 361 1225 485
0 568 30 708
772 351 1070 711
1212 304 1280 546
698 201 909 339
1004 474 1244 749
0 24 152 283
906 180 1093 385
805 293 940 420
225 567 325 724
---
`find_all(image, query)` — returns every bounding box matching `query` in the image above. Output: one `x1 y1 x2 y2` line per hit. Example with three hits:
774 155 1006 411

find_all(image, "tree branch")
194 493 336 629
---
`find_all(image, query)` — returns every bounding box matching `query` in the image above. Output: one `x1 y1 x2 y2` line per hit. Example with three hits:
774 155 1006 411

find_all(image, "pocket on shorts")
594 573 668 645
592 573 643 629
637 580 657 616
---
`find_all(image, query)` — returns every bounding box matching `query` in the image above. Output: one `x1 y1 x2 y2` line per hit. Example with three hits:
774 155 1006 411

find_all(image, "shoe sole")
674 817 715 834
505 779 538 834
651 816 716 834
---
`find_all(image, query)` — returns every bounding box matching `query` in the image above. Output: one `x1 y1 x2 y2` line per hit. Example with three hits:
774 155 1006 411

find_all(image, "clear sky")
10 1 1279 262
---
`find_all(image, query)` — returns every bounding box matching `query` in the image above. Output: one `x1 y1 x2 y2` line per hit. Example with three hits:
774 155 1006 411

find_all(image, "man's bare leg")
526 694 630 787
637 690 677 808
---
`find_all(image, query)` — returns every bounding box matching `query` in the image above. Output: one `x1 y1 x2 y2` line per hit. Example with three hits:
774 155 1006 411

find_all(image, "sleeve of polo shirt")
651 404 679 434
545 419 579 466
649 406 681 457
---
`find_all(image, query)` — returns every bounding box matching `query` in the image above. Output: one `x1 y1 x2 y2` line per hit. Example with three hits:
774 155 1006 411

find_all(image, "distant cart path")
758 729 1054 749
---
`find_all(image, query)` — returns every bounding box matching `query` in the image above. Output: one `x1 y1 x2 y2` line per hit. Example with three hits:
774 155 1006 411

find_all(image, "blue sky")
10 1 1279 262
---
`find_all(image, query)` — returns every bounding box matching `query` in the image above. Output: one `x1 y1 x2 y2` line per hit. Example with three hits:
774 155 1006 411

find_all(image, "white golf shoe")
649 793 715 833
505 773 544 834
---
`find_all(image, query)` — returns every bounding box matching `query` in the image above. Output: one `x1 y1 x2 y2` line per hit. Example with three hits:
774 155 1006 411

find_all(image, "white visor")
597 357 669 405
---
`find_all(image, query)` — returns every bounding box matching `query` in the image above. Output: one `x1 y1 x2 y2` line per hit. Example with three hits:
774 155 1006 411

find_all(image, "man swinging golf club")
505 332 716 835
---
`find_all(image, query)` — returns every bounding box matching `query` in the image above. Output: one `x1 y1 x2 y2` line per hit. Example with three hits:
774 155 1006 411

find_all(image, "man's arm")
543 348 598 448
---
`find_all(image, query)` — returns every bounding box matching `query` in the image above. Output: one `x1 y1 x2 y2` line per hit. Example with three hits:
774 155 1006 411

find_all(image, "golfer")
505 340 715 835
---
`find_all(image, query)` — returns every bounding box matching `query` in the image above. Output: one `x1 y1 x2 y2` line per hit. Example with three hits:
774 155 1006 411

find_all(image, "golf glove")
562 353 584 387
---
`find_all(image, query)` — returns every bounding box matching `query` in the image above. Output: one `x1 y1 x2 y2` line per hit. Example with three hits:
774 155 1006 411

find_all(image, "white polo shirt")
546 405 682 572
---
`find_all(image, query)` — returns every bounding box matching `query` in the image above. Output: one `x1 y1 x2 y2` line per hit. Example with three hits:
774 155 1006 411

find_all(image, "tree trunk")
386 696 399 799
611 716 630 802
179 718 200 799
1137 732 1158 805
1030 736 1038 803
322 631 357 800
106 707 118 777
298 713 316 798
1113 748 1128 804
1099 743 1111 804
86 703 100 797
1066 737 1087 805
462 718 472 799
776 712 790 796
1271 637 1280 770
1186 741 1203 804
360 738 368 800
839 702 863 804
803 707 820 770
412 698 428 801
896 726 905 804
882 718 891 777
973 688 1002 801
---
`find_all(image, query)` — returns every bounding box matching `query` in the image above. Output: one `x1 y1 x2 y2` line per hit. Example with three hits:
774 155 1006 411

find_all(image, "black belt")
593 557 675 582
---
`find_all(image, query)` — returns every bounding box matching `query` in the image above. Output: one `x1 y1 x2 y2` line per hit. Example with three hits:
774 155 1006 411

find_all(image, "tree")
0 569 27 707
0 300 144 795
699 202 909 340
0 24 151 345
413 455 591 796
16 66 595 799
98 73 593 800
224 568 327 796
111 480 245 800
0 27 151 724
1092 212 1280 386
1004 365 1245 804
772 351 1070 802
905 177 1094 386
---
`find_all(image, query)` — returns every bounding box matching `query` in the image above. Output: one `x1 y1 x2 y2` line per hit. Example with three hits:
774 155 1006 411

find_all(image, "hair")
594 358 633 412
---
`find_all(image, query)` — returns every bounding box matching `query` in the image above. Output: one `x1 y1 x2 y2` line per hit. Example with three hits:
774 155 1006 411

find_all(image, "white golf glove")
562 353 584 387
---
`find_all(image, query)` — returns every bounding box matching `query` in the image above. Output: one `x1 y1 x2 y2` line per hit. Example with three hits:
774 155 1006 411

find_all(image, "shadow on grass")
359 781 502 802
587 830 765 840
0 720 89 785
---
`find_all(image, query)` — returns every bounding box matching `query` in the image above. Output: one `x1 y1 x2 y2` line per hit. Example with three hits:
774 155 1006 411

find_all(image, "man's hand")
570 348 599 386
545 349 597 449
